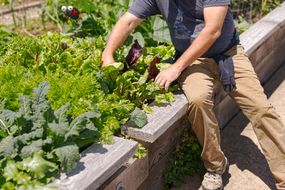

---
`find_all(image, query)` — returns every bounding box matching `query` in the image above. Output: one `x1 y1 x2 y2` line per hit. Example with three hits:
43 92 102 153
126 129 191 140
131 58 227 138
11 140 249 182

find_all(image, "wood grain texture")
145 117 187 169
51 137 137 190
122 93 188 143
253 26 285 84
135 117 187 190
100 156 149 190
137 149 173 190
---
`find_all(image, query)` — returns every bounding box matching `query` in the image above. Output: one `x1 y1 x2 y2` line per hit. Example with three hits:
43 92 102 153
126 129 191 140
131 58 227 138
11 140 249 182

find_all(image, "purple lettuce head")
125 40 142 69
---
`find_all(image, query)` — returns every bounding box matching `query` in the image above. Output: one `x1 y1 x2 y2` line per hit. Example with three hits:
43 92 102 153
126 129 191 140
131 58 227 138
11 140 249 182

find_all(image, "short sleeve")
128 0 160 19
203 0 231 8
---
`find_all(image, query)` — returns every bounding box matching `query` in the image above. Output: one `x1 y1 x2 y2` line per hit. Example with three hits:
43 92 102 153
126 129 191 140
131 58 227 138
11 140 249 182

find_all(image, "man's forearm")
103 20 132 57
102 13 143 62
173 26 221 72
173 6 228 73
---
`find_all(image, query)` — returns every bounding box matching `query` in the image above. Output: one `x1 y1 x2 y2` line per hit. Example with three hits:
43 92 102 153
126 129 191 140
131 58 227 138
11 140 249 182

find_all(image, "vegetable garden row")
0 0 182 189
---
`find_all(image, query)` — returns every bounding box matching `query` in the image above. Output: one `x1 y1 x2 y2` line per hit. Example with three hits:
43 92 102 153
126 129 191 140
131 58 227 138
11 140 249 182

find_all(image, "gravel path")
172 61 285 190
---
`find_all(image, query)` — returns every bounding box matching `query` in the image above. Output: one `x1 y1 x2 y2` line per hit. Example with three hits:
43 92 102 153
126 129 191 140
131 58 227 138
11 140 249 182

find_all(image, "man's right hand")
101 54 115 68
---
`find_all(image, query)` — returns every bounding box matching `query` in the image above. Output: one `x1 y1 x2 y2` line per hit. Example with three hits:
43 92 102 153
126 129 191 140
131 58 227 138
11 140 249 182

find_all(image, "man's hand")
155 65 182 91
101 54 115 68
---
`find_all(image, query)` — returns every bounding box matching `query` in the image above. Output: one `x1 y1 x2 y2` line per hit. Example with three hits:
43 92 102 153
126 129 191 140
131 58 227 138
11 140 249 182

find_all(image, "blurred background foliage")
0 0 284 45
0 0 284 40
231 0 284 33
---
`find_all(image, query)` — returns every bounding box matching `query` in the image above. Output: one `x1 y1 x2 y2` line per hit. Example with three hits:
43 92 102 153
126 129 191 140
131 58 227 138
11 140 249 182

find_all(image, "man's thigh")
178 58 219 104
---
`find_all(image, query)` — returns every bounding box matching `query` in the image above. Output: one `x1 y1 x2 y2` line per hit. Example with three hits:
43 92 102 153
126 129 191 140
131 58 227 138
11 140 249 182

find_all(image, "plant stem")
9 0 17 27
0 119 12 136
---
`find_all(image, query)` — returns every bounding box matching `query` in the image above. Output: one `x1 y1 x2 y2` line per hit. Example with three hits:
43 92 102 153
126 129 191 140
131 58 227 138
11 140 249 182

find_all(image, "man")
101 0 285 189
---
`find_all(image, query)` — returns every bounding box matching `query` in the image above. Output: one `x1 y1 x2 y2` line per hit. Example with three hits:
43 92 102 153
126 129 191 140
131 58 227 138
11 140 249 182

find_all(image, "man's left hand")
155 65 182 91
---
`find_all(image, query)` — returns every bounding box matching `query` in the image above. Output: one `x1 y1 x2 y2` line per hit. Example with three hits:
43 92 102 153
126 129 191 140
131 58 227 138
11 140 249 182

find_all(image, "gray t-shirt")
128 0 237 57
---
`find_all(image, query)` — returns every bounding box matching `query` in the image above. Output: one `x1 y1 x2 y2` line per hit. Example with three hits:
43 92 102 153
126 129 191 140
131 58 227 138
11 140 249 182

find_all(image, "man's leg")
229 45 285 189
178 58 226 173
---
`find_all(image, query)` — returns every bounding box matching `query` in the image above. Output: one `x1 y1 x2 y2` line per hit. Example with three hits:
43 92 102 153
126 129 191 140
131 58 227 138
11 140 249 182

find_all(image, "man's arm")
155 6 229 90
102 12 143 67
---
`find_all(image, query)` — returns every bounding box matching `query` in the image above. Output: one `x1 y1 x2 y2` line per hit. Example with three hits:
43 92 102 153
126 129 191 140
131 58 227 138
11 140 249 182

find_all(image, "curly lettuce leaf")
17 152 58 180
155 92 175 104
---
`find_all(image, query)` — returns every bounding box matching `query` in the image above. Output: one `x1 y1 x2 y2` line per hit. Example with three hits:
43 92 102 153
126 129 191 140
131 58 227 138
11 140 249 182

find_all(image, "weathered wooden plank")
137 117 187 190
122 93 188 143
51 137 137 190
240 2 285 55
145 116 187 169
100 156 149 190
263 61 285 97
137 149 173 190
254 27 285 84
248 24 285 69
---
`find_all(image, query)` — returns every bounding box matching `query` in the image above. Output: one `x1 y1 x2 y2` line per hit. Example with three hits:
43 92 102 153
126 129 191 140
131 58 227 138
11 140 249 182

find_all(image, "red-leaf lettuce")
125 40 142 69
147 56 161 81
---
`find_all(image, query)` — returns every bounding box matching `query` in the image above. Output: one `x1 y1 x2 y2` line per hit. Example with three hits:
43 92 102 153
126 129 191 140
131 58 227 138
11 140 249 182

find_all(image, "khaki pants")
178 45 285 189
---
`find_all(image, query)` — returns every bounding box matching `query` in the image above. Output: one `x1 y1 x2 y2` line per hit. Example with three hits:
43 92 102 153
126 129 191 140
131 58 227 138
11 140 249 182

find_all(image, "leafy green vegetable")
129 108 148 128
0 14 179 188
52 144 79 173
1 156 58 189
0 136 16 158
133 143 147 159
3 160 19 181
155 92 175 104
163 129 205 189
157 63 172 71
18 152 58 180
0 82 101 187
40 0 171 46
